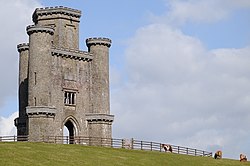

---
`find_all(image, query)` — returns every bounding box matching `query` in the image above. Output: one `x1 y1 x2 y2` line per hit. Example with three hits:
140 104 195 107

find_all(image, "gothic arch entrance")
63 117 78 144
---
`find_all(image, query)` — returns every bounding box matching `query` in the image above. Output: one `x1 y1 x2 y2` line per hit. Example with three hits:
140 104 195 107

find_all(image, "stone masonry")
15 6 114 142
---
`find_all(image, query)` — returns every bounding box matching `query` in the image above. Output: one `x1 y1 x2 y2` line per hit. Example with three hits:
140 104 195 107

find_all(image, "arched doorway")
63 118 78 144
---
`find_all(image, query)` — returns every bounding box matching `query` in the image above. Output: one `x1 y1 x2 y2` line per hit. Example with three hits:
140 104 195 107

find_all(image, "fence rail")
0 135 212 157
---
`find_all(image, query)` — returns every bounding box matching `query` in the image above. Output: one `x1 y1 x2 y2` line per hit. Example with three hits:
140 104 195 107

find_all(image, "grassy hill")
0 142 249 166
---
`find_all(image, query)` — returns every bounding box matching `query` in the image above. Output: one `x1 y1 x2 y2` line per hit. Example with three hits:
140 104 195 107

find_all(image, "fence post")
14 135 16 142
178 146 180 154
160 144 162 152
122 139 124 148
90 137 92 146
195 149 197 156
141 141 143 150
131 138 134 149
150 142 153 151
187 148 188 155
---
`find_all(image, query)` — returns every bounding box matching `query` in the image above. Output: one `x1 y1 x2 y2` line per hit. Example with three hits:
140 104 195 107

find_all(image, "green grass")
0 142 249 166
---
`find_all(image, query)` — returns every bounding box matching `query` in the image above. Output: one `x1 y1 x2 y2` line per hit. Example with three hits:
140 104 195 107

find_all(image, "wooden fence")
0 135 212 157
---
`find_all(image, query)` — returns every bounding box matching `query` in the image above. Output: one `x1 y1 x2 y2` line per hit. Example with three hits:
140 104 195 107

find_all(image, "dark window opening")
34 72 37 85
64 91 76 105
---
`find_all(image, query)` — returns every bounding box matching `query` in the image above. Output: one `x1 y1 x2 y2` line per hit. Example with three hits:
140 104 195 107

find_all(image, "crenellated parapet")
33 6 81 23
26 25 54 35
86 114 114 123
51 47 93 62
26 106 56 118
86 37 112 48
17 43 29 53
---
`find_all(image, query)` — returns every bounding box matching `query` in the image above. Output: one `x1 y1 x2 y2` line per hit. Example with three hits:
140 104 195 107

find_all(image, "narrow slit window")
64 91 76 105
34 72 37 85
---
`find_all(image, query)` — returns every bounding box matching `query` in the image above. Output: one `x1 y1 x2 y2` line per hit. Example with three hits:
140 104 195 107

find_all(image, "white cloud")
0 112 18 135
111 22 250 159
153 0 250 25
111 0 250 159
0 0 41 108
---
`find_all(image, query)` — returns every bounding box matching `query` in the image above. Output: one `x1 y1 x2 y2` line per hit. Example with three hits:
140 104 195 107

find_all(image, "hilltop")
0 142 249 166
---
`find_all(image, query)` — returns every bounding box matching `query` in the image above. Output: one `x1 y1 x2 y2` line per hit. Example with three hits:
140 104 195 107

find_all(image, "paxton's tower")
15 6 114 141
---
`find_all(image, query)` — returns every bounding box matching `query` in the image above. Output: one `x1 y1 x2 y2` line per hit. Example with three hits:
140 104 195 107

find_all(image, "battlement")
17 43 29 53
86 37 112 48
86 114 114 122
51 47 93 62
33 6 81 23
26 25 54 35
26 106 56 117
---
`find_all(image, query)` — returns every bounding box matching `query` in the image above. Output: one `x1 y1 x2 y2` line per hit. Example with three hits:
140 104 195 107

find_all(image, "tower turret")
86 37 112 115
15 43 29 135
32 6 81 49
86 38 114 139
27 25 54 106
26 25 56 141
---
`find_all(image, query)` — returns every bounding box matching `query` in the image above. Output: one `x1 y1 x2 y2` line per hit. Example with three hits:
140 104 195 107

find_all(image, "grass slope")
0 142 249 166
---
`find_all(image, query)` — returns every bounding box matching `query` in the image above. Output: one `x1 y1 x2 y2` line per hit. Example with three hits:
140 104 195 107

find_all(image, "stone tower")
15 6 114 142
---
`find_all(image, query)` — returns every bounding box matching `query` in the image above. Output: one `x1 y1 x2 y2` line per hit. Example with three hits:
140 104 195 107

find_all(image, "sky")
0 0 250 160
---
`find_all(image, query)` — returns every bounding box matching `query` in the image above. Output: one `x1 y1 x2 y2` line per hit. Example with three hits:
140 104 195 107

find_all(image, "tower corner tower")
86 38 114 139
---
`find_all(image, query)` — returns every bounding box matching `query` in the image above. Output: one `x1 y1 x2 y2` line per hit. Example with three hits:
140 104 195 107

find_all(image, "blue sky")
0 0 250 159
182 9 250 49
